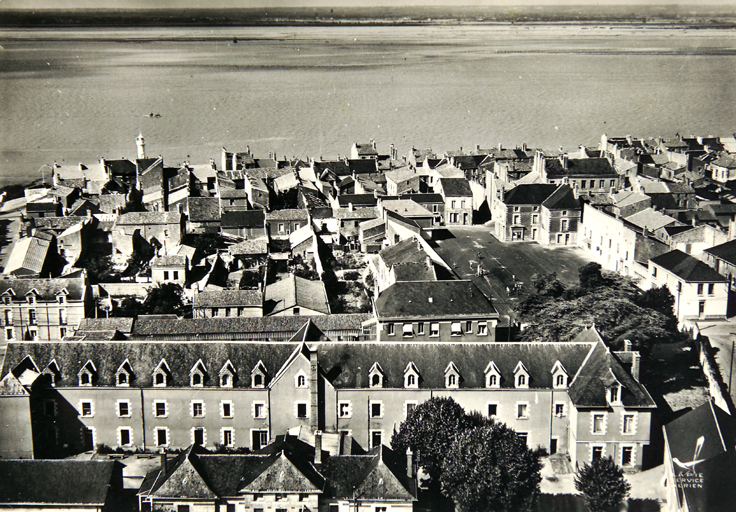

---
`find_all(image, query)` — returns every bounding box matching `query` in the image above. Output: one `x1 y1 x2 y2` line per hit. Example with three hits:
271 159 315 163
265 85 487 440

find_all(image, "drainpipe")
140 387 146 450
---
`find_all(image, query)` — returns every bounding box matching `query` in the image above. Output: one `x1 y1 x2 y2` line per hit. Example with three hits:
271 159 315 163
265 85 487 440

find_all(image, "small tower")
136 133 146 159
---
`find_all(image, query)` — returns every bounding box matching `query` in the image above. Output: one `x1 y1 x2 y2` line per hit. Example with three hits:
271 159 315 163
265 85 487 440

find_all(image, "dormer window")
115 359 133 388
190 359 207 388
551 361 568 389
77 360 96 387
404 362 420 389
153 359 171 388
219 360 236 388
514 361 530 389
56 290 68 304
295 370 308 388
251 361 267 388
43 360 61 387
26 295 35 305
608 383 622 405
484 361 501 389
369 362 384 388
445 362 460 389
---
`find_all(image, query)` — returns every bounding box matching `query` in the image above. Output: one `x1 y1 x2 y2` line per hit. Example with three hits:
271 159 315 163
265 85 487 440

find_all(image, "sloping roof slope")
502 184 557 205
650 250 727 282
375 280 496 319
264 275 330 315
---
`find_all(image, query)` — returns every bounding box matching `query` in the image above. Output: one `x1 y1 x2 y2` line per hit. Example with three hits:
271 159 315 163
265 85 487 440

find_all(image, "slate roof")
663 402 736 512
104 158 136 176
3 236 51 275
545 157 616 178
265 275 330 315
502 184 557 205
375 280 497 320
385 168 418 184
337 194 378 208
221 210 265 229
0 276 85 301
0 460 121 505
612 190 650 208
116 211 181 226
333 206 379 220
240 450 324 492
289 319 330 342
381 200 432 218
228 238 269 256
194 290 263 309
313 160 350 177
438 178 472 197
266 209 310 221
354 143 378 157
379 238 427 267
151 255 187 268
625 208 678 231
399 193 444 204
187 197 221 223
567 341 656 408
712 154 736 169
349 159 378 174
704 239 736 265
77 317 135 333
392 261 436 282
650 250 727 282
541 185 580 210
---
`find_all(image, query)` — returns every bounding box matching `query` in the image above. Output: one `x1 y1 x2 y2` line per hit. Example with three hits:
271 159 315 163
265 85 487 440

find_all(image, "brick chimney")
314 430 323 465
631 352 641 381
406 448 414 478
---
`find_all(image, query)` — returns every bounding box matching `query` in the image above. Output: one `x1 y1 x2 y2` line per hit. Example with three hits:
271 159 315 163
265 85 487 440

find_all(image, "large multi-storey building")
0 339 655 471
0 276 90 342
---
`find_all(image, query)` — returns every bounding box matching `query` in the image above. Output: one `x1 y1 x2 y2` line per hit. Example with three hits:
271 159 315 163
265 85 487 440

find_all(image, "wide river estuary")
0 25 735 186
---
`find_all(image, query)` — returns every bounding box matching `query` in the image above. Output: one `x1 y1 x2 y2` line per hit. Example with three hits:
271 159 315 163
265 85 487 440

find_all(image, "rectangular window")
154 401 167 418
555 403 565 417
173 271 179 281
581 180 587 189
370 401 383 418
371 430 382 448
253 402 266 419
599 180 605 189
478 322 488 336
296 402 308 418
119 427 132 447
339 401 351 418
513 214 521 224
430 323 440 336
29 327 38 339
386 323 395 336
487 403 498 417
402 323 413 337
451 322 462 336
697 283 704 295
592 446 603 461
517 432 528 446
80 401 93 417
465 320 473 333
118 400 131 418
192 401 204 418
59 327 67 338
278 223 285 233
156 428 168 447
517 403 528 419
293 307 300 315
589 180 595 189
222 428 234 447
592 414 606 434
417 322 425 335
5 328 13 340
532 214 539 224
405 401 417 418
193 427 205 446
708 283 715 295
699 301 706 315
221 401 233 418
177 505 189 512
561 219 568 231
652 267 657 277
621 447 633 466
28 309 36 325
622 414 635 434
610 179 616 188
4 310 11 325
451 200 456 208
163 271 169 281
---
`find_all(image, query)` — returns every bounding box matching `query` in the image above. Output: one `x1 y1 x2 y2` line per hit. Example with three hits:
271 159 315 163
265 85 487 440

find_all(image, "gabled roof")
0 372 29 396
379 238 427 267
568 342 655 408
438 178 472 197
381 199 433 218
193 290 263 309
264 275 330 315
0 277 85 301
0 460 121 505
3 236 51 275
650 250 727 283
337 194 378 208
142 446 217 499
625 207 678 231
187 197 221 223
502 184 558 205
240 450 325 493
228 238 269 256
289 319 330 342
573 324 605 344
704 239 736 266
375 280 497 319
116 211 181 226
541 184 580 210
545 157 616 178
265 209 310 221
711 154 736 169
220 209 265 229
353 142 378 157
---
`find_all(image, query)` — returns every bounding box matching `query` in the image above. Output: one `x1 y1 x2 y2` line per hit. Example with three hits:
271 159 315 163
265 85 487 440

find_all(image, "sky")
3 0 736 9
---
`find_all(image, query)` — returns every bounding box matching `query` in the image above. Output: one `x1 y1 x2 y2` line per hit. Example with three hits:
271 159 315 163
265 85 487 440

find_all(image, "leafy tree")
516 266 684 354
440 422 543 512
578 262 607 290
391 397 472 482
574 456 631 512
114 296 144 317
142 283 187 316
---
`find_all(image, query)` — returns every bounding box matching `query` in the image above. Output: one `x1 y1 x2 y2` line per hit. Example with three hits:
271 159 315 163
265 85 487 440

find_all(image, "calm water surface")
0 25 735 186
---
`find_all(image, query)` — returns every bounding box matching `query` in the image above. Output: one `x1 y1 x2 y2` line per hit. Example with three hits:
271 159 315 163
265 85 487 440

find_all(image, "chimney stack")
160 451 167 474
560 153 569 170
624 339 632 352
498 142 503 151
631 352 641 381
406 448 414 478
314 430 323 465
309 348 319 431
